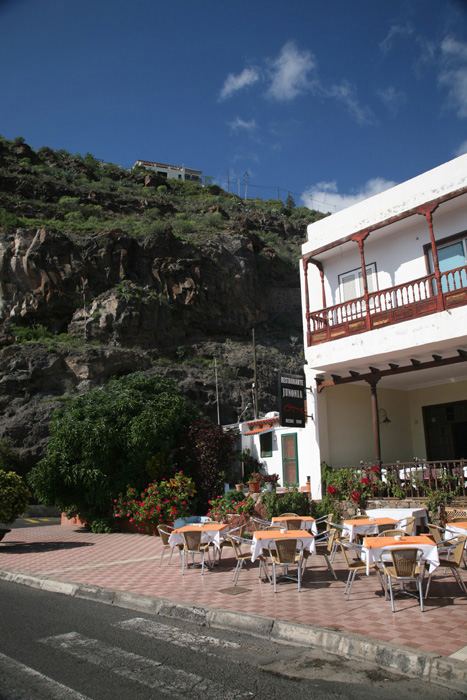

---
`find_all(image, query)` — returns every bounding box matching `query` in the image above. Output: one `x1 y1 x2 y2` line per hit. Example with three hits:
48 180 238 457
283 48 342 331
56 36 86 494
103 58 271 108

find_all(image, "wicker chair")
399 516 416 535
279 512 299 517
271 538 303 592
251 517 271 531
378 523 400 535
352 514 368 520
380 529 407 537
427 524 445 543
339 540 378 600
228 534 270 585
303 528 338 579
157 525 183 567
217 524 246 561
181 530 211 575
383 548 425 612
284 518 304 530
425 535 467 597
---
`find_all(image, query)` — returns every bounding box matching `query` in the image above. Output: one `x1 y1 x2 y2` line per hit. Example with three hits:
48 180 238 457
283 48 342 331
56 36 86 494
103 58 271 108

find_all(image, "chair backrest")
377 523 397 534
157 526 172 546
227 534 244 558
380 529 406 537
449 517 467 522
326 514 334 530
183 530 202 551
265 525 283 531
251 517 271 531
448 535 467 566
352 515 368 520
339 540 362 568
279 512 298 517
284 518 304 530
274 538 298 564
427 524 444 543
326 528 338 553
390 548 420 577
400 516 416 534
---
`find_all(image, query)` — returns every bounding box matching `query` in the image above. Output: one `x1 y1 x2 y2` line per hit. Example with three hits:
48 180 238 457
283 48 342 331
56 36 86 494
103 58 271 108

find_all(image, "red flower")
327 485 338 496
350 490 360 503
361 478 370 486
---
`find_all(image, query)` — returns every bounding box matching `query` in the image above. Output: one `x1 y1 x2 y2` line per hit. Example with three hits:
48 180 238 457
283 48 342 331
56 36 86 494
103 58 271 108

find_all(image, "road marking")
0 651 91 700
24 518 40 523
115 617 241 653
40 632 252 699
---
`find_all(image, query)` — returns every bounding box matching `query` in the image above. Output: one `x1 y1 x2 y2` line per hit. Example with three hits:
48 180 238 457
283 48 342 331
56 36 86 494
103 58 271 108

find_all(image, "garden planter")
235 484 245 492
266 483 275 492
249 481 261 493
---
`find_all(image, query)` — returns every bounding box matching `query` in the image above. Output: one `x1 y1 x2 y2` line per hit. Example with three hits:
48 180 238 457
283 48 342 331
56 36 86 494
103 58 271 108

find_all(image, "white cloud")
228 117 257 133
454 139 467 156
379 23 413 54
377 85 406 115
326 80 374 125
219 67 260 100
266 41 316 101
301 177 397 213
439 36 467 117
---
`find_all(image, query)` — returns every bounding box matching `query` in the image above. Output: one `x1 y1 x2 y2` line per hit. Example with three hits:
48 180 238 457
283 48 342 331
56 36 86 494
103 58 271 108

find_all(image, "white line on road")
0 651 92 700
39 632 252 700
115 617 241 653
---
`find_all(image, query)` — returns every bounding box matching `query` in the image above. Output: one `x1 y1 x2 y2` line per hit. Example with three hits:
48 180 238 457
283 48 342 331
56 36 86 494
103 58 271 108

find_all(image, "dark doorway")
423 400 467 460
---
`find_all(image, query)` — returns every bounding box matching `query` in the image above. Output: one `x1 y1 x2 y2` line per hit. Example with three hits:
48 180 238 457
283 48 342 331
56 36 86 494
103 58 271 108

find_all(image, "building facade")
300 154 467 478
133 160 202 184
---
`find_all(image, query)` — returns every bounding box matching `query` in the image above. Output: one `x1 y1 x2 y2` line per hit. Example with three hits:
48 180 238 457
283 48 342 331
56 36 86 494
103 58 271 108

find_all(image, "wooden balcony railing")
307 264 467 345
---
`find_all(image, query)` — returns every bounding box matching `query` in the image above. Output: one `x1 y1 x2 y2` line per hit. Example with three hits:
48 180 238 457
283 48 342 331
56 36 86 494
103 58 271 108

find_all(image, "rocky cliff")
0 137 326 467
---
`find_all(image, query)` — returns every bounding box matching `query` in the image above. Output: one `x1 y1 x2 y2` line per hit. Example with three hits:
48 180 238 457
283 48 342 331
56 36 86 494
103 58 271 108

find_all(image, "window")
338 264 377 302
260 431 273 458
427 234 467 292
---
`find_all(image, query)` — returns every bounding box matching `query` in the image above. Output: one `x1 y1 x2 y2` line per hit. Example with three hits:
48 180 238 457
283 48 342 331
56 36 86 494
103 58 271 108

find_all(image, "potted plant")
0 469 30 541
235 482 245 492
263 473 280 492
248 472 262 493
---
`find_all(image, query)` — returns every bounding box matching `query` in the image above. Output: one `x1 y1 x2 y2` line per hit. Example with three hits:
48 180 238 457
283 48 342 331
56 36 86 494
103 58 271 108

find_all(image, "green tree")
28 372 199 527
0 470 30 524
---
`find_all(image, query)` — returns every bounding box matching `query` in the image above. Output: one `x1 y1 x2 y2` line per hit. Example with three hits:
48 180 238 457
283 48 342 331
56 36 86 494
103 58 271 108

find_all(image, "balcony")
307 264 467 346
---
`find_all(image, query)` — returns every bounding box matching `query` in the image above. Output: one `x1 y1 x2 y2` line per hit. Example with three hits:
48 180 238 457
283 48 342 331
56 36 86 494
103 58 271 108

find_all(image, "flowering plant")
262 473 280 484
206 490 255 521
322 463 382 506
113 472 196 531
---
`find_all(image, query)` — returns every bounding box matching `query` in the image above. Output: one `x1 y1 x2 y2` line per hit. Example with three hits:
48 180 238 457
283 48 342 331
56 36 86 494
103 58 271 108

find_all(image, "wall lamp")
378 408 391 424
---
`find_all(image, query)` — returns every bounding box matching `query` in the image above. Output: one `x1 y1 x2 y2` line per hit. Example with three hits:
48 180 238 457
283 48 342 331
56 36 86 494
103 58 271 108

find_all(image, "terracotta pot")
235 484 245 492
249 481 261 493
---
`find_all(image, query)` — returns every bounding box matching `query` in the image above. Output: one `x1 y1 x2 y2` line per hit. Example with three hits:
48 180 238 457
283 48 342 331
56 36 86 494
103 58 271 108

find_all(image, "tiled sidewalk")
1 524 466 658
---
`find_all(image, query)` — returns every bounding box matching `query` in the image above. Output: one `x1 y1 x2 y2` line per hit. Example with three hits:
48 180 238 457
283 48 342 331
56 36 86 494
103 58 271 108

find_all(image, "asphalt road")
0 580 465 700
8 517 61 529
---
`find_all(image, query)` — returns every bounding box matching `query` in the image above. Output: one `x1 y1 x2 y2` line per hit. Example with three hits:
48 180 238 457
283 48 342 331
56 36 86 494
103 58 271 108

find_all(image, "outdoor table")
445 521 467 549
271 516 318 535
362 534 439 576
251 529 316 563
365 507 429 533
342 517 399 542
168 522 230 551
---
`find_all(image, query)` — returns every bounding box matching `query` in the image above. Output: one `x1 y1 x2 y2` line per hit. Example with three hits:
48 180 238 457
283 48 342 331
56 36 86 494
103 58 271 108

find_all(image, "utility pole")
244 172 248 202
214 358 220 424
252 328 259 419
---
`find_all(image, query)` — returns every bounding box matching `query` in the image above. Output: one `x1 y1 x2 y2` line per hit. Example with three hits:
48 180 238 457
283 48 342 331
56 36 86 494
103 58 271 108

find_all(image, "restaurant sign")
278 372 306 428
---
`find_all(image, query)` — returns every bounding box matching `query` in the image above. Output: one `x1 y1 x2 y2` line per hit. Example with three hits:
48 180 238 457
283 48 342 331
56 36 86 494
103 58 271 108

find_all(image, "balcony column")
366 377 382 465
351 231 370 329
418 204 442 309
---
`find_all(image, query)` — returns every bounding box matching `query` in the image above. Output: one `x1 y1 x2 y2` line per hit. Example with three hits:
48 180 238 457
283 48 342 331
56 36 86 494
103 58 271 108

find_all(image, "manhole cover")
218 586 251 595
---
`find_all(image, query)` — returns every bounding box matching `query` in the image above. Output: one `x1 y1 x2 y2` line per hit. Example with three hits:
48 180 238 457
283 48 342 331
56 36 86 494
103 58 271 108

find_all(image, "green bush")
261 486 311 520
0 470 30 524
28 372 199 527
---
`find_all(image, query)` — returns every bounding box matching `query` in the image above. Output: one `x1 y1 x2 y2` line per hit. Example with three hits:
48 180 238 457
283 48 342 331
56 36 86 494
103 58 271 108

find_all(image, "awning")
243 427 275 436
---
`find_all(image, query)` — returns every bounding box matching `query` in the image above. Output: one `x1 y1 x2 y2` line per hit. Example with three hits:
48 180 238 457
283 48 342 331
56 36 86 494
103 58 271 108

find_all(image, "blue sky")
1 0 467 213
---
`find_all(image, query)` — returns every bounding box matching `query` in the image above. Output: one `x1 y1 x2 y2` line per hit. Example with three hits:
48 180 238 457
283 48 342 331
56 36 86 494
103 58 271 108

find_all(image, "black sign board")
278 372 306 428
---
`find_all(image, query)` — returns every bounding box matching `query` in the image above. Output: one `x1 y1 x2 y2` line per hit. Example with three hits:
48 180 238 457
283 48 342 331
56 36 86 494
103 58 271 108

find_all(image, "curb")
1 569 466 693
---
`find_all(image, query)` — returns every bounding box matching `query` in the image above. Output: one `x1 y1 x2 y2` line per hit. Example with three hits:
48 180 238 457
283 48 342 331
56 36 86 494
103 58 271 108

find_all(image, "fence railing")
326 460 467 499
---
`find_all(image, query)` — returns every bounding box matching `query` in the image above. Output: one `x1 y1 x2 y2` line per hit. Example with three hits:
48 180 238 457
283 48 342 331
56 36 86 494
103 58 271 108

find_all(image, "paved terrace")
0 524 466 665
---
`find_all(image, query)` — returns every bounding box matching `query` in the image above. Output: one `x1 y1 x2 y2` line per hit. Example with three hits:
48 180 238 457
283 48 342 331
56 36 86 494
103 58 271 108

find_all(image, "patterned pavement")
1 524 466 658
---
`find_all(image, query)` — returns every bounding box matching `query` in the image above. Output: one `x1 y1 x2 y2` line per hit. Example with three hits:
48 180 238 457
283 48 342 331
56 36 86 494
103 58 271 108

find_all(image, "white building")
300 154 467 480
133 159 202 184
238 412 318 497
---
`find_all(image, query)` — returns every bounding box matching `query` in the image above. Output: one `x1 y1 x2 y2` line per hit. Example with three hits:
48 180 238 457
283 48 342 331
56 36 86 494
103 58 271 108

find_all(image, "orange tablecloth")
343 517 399 542
251 530 315 562
169 523 229 550
362 535 439 575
